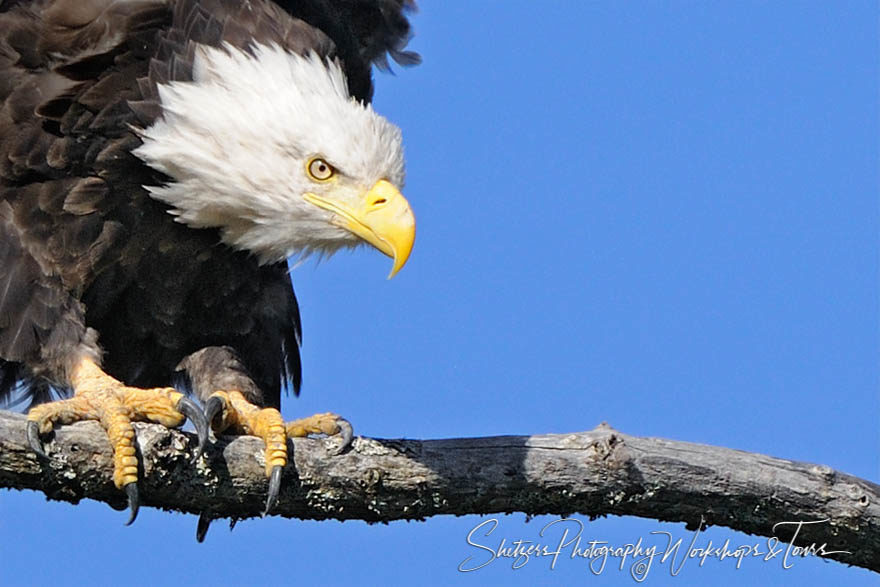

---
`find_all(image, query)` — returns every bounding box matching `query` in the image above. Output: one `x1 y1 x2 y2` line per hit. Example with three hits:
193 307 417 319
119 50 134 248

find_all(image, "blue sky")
1 2 877 585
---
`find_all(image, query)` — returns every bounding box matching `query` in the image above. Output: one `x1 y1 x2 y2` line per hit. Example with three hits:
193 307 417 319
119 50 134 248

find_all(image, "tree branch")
0 409 876 572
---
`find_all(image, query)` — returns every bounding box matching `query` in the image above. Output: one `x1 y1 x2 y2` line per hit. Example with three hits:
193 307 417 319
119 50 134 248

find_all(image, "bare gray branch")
0 410 876 572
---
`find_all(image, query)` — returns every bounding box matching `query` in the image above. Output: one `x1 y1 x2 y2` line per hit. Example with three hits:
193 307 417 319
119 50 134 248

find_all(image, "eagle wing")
0 0 172 404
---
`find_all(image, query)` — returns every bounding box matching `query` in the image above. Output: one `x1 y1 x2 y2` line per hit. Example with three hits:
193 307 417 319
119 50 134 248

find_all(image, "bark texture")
0 409 876 572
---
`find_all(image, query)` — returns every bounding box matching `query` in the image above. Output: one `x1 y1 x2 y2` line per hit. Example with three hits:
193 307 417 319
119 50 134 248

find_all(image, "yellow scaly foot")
26 358 208 524
205 391 352 515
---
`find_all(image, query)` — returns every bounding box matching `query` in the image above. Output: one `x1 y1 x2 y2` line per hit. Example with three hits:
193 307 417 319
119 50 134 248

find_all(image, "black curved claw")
124 483 139 526
26 421 48 459
196 513 213 543
263 465 283 517
204 395 226 429
177 396 209 462
330 418 354 455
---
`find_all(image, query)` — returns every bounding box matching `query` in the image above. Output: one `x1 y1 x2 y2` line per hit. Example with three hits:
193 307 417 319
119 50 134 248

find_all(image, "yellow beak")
303 180 415 278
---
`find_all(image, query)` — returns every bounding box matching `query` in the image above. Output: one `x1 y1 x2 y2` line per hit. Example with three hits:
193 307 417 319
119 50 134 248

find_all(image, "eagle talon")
264 464 283 516
26 421 48 458
204 395 226 430
124 482 139 526
196 513 213 543
330 418 354 455
176 396 209 461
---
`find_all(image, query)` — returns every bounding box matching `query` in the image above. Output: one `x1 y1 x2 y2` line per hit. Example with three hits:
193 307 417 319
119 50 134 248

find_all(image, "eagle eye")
307 157 335 181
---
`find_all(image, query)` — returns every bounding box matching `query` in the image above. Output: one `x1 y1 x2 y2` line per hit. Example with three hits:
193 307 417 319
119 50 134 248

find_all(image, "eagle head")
133 43 415 277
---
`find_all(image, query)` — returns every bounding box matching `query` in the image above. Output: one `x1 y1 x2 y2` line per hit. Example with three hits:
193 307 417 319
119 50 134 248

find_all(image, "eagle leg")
26 358 209 524
204 391 353 515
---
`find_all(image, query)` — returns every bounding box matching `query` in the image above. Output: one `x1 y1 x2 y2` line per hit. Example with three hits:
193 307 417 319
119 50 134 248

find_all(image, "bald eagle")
0 0 417 523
